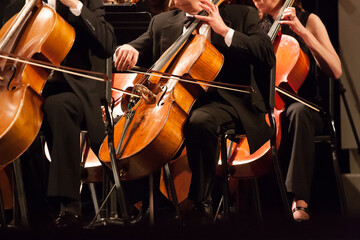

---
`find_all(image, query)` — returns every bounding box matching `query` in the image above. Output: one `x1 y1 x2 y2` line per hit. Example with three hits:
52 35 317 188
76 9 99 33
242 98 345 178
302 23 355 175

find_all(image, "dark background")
0 0 349 227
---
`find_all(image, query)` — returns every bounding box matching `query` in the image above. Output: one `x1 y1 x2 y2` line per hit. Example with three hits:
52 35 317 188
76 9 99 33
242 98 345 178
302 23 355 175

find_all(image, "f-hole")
6 66 17 90
157 85 167 106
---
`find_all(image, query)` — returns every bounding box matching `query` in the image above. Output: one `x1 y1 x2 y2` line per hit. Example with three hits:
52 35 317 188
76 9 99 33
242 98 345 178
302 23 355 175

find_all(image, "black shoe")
54 211 82 229
184 201 214 225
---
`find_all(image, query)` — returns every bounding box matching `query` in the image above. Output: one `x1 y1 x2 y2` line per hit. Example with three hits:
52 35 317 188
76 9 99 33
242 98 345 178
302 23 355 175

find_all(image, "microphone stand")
338 80 360 154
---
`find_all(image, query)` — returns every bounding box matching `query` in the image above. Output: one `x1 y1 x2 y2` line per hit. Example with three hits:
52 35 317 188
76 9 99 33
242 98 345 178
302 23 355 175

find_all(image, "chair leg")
163 163 182 222
329 141 347 215
12 158 29 229
221 134 230 221
103 104 130 225
0 188 7 229
101 170 111 220
89 183 101 221
327 118 347 215
216 131 236 222
214 196 223 223
251 178 263 221
87 184 116 227
149 173 154 225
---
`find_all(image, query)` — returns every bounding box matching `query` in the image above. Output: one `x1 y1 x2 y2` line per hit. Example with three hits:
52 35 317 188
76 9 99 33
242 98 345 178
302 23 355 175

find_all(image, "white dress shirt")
41 0 83 16
47 0 56 9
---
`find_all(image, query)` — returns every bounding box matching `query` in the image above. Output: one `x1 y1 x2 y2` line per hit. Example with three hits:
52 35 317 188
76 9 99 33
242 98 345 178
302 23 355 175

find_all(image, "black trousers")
184 94 244 203
42 85 86 201
281 102 324 203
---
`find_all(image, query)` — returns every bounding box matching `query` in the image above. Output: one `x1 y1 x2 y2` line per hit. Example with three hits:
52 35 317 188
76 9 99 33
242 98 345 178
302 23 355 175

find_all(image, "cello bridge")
134 84 156 103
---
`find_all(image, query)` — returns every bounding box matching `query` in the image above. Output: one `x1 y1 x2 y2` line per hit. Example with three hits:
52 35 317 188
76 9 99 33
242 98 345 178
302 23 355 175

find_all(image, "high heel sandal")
292 206 311 222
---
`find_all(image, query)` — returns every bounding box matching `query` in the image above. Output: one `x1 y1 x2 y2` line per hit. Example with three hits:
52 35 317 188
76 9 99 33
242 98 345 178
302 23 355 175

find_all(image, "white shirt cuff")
224 28 234 47
70 1 83 16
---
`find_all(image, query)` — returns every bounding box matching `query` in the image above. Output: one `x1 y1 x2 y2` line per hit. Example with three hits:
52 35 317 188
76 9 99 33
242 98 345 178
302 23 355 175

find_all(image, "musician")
114 0 275 224
252 0 342 221
40 0 116 228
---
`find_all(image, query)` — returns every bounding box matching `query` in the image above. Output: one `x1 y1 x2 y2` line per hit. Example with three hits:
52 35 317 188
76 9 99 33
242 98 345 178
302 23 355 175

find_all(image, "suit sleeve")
76 0 116 58
127 16 156 68
230 6 275 69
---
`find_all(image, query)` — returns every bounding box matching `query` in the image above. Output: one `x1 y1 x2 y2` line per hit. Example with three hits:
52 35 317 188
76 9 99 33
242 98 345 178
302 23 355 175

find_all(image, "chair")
313 77 347 215
79 130 110 223
0 159 30 229
0 188 6 229
217 74 347 221
217 66 293 222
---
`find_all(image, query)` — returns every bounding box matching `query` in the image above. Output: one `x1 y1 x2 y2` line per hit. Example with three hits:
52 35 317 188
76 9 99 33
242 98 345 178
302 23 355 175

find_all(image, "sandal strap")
292 206 311 215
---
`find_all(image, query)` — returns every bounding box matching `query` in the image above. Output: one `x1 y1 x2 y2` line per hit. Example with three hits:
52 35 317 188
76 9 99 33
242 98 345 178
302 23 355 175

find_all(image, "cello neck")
181 0 224 39
267 0 295 43
152 0 225 72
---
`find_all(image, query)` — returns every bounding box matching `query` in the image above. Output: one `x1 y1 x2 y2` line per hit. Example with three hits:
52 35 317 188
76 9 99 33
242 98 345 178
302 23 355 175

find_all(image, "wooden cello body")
273 34 309 110
267 0 310 110
99 33 223 180
0 0 75 168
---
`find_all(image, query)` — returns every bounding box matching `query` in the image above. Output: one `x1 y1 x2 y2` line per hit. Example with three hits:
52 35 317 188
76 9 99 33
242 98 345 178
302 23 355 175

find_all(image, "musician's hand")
279 7 306 36
195 0 230 38
114 44 139 72
60 0 79 9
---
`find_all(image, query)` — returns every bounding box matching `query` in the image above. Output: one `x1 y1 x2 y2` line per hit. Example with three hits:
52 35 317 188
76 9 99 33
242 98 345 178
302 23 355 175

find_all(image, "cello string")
268 0 295 42
131 66 254 91
133 0 221 91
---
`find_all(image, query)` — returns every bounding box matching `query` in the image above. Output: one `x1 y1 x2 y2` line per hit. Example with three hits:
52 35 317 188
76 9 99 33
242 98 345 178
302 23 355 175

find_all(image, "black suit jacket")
48 0 116 150
129 5 275 153
0 0 24 27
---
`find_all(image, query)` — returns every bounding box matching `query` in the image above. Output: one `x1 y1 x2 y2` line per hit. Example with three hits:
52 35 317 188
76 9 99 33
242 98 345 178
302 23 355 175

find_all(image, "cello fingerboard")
267 0 295 42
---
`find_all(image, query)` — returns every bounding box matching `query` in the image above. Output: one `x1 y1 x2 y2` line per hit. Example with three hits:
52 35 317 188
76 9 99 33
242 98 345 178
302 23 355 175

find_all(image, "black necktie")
183 16 195 29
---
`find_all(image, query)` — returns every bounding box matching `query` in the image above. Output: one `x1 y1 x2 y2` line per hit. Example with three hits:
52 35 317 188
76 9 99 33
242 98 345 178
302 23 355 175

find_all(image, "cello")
0 0 75 168
99 0 228 180
268 0 310 111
